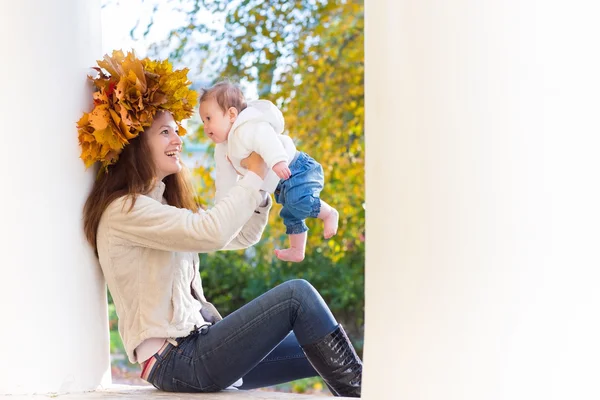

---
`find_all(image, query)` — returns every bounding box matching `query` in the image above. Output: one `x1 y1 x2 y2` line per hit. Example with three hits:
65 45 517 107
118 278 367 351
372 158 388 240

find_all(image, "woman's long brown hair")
83 128 199 253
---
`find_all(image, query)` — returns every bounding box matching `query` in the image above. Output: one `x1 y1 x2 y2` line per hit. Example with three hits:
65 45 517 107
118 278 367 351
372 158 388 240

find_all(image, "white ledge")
1 385 341 399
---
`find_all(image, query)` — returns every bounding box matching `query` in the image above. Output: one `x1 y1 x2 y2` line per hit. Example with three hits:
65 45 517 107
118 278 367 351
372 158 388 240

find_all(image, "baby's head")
198 81 247 144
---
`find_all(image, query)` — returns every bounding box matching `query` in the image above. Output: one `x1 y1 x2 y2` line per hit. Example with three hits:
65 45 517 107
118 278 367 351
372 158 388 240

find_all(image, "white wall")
0 0 110 394
364 1 600 399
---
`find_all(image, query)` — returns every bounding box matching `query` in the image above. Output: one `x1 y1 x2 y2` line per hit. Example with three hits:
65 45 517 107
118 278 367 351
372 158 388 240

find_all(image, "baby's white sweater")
215 100 297 203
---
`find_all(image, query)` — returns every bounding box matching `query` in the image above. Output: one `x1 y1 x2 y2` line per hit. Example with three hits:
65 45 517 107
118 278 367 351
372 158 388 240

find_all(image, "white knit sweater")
96 172 271 363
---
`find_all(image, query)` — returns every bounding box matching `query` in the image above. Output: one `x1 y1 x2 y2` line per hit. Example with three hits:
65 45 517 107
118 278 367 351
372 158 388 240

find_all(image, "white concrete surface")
0 0 109 395
0 385 334 399
364 1 600 400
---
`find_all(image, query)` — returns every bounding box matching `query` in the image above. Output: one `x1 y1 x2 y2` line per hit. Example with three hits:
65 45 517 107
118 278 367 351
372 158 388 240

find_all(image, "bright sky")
100 0 186 56
100 0 258 96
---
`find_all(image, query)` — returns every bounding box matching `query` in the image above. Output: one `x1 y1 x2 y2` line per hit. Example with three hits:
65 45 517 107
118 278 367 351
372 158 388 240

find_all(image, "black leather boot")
302 324 362 397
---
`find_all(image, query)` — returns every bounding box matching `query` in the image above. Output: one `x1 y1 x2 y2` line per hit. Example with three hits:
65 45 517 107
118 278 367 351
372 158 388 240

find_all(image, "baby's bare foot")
322 208 339 239
275 248 305 262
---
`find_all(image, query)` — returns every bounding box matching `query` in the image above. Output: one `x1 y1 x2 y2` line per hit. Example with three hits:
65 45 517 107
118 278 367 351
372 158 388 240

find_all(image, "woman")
79 50 362 397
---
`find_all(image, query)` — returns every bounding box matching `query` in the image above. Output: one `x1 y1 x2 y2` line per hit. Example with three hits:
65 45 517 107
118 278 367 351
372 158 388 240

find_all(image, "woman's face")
146 111 183 181
199 98 236 144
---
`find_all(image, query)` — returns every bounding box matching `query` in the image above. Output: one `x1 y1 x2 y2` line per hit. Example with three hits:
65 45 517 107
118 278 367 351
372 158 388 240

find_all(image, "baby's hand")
273 161 291 180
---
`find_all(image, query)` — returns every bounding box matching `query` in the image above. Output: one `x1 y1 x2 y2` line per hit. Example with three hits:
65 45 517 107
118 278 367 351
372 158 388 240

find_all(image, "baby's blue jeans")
274 152 325 234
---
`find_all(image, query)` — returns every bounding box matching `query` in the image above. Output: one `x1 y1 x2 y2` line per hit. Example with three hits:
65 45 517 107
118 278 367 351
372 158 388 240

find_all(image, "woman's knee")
284 279 315 299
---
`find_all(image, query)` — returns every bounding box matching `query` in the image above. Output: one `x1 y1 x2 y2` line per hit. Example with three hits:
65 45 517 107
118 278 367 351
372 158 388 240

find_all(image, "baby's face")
199 99 234 144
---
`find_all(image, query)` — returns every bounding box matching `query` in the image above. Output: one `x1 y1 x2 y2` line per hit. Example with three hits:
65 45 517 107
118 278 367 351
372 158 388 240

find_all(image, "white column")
0 0 110 394
365 1 600 400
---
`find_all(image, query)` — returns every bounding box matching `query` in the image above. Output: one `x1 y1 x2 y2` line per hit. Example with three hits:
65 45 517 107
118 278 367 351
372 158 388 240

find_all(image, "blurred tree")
138 0 365 345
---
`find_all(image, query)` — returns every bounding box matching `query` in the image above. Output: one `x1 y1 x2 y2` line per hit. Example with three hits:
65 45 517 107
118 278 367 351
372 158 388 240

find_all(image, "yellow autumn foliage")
140 0 364 264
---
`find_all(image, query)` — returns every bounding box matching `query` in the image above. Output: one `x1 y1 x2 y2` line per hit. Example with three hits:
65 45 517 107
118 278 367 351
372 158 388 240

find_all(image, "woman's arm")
104 173 264 253
222 191 273 250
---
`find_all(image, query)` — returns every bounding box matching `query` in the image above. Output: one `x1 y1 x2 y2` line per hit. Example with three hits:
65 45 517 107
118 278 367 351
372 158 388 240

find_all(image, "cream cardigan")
96 172 271 363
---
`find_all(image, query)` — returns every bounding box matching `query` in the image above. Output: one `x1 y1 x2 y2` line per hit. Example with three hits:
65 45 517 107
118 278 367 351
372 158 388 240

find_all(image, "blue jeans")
145 279 338 392
274 152 325 234
239 332 316 389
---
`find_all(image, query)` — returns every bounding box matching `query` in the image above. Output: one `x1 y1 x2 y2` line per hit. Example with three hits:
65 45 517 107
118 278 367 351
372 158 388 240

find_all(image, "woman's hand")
240 151 268 179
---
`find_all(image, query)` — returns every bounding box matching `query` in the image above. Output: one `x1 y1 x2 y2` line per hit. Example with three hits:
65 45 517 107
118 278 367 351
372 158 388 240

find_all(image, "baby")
199 81 338 262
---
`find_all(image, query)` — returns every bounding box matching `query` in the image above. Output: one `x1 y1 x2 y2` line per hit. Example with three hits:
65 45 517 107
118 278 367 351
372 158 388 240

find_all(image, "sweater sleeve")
214 142 240 204
222 193 272 250
105 173 264 253
239 122 289 169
